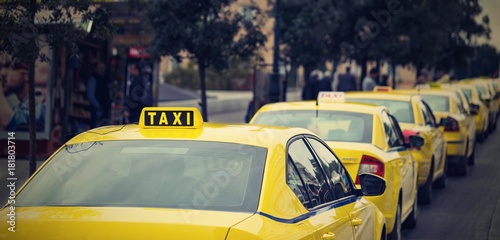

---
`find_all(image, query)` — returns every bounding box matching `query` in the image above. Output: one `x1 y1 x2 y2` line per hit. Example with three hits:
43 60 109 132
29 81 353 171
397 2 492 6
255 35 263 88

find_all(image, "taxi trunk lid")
325 141 371 182
0 207 253 240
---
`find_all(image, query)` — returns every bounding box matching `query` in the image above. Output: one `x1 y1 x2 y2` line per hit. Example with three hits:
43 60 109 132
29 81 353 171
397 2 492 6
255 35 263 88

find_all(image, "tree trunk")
28 59 37 175
392 61 397 89
198 59 208 121
28 0 37 176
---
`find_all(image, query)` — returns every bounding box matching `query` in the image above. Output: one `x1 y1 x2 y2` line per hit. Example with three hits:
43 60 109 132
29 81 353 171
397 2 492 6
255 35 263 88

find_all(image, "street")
402 127 500 240
1 110 500 239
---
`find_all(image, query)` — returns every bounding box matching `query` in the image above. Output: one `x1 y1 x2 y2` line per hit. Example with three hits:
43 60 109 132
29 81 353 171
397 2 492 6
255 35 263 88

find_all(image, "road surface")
1 109 500 239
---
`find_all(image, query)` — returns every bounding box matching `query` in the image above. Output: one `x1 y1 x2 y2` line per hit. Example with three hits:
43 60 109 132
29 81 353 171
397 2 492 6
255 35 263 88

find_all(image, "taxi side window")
381 111 400 148
287 139 335 208
420 100 437 127
287 160 313 208
306 137 355 199
453 94 468 115
388 114 406 147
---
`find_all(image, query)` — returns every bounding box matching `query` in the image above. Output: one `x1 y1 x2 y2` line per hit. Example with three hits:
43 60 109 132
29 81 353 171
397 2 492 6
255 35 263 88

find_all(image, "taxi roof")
66 122 310 148
258 101 387 115
345 92 414 101
395 88 454 97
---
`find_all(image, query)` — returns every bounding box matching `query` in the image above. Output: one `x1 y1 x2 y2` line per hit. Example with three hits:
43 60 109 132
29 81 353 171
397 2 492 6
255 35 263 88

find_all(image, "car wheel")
381 226 387 240
403 190 418 229
388 201 402 240
477 131 485 143
468 142 476 166
418 164 433 204
492 115 497 131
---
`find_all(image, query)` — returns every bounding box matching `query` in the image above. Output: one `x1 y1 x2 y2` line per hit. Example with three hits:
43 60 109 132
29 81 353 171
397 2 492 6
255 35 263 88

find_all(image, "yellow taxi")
446 83 490 142
461 79 499 132
250 92 420 240
395 88 476 175
1 107 388 240
344 90 447 205
492 79 500 115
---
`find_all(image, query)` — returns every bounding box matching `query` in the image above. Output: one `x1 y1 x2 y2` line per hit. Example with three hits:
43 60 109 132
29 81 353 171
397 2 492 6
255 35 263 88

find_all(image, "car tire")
492 115 497 131
418 164 433 204
477 131 485 143
403 189 418 229
381 226 387 240
468 142 476 166
388 201 402 240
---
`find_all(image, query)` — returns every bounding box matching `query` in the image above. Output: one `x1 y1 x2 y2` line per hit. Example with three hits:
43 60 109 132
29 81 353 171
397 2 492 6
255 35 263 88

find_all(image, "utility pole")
269 0 281 103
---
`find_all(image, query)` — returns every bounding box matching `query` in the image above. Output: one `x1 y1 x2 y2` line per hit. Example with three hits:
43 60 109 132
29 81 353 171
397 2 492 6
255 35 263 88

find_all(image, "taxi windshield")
252 110 373 143
15 140 267 212
347 99 414 123
420 95 450 112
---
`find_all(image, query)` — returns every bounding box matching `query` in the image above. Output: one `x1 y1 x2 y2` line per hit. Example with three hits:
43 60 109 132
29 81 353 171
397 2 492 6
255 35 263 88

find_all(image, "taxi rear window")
347 99 414 123
420 95 450 112
15 141 266 213
252 110 373 143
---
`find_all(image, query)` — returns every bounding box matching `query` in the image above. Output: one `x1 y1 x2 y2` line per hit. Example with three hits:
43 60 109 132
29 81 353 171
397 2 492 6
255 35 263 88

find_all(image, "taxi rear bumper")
446 139 467 157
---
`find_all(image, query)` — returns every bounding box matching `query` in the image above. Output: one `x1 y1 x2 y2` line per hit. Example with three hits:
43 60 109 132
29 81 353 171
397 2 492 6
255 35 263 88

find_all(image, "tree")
383 0 489 74
146 0 266 121
279 0 343 80
469 44 499 78
0 0 114 175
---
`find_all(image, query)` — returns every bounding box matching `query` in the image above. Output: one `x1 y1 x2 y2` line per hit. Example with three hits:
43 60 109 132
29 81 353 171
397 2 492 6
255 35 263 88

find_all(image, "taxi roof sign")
139 107 203 129
429 82 441 88
374 86 392 92
317 91 346 103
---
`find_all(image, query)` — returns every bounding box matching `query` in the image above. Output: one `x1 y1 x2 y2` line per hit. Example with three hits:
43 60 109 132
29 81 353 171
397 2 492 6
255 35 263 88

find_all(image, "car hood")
0 206 253 240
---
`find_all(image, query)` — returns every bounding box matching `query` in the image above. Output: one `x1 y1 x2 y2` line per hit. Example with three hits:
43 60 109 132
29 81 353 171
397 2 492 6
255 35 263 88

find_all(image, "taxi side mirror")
408 135 425 149
438 117 448 127
357 174 386 196
469 104 479 116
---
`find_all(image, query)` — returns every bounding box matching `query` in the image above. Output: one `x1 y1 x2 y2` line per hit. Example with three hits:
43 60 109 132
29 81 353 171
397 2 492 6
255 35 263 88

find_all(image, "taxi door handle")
351 217 363 226
322 232 336 240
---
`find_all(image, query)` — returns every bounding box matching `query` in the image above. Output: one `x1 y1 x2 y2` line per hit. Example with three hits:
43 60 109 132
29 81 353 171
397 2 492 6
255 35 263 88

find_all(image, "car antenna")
316 97 319 118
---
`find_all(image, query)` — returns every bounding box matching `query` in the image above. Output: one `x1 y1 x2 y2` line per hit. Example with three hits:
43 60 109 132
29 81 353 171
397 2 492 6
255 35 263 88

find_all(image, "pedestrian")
87 61 111 128
317 71 333 93
415 69 431 87
435 70 450 83
302 70 322 100
337 67 358 92
362 68 378 91
125 63 150 123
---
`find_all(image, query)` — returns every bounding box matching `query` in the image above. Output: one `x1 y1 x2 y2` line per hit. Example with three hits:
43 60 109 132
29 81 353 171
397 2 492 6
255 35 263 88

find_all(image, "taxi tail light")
355 155 385 184
443 117 460 132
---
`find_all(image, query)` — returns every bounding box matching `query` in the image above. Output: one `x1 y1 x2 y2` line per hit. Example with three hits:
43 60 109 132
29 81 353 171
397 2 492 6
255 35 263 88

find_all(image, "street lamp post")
269 0 281 103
